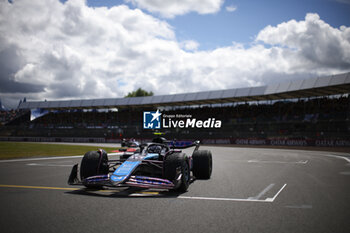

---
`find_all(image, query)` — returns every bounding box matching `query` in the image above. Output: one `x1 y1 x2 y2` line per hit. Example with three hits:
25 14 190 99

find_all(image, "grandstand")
1 72 349 147
19 72 350 109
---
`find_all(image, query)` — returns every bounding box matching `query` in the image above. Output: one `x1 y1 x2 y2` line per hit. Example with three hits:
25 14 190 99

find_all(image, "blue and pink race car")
68 137 212 192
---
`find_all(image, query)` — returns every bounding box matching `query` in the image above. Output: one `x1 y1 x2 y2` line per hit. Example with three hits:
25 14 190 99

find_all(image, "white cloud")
256 13 350 70
226 5 237 12
0 1 349 108
125 0 224 18
180 40 199 51
0 0 177 104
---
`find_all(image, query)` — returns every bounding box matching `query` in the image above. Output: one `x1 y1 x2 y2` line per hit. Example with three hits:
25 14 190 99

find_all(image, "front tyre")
192 150 212 179
80 150 109 189
164 153 190 192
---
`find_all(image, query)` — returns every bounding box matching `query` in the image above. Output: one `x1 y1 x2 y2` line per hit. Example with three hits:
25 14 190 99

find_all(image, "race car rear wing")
169 140 200 150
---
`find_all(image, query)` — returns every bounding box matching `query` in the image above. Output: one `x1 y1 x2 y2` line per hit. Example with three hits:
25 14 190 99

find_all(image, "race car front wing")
68 164 178 190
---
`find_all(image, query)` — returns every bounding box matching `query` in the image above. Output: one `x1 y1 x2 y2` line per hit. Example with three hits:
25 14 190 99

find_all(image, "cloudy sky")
0 0 350 108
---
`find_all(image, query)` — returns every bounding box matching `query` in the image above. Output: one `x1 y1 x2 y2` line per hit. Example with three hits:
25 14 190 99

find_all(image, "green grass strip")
0 142 118 160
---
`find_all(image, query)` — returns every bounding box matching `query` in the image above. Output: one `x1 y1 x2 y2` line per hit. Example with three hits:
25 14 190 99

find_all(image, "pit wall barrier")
0 137 349 147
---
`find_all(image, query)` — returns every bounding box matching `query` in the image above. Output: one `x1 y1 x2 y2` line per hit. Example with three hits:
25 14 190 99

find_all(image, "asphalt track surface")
0 145 350 233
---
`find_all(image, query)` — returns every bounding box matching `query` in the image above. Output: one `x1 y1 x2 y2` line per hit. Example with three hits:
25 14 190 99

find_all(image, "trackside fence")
0 137 349 147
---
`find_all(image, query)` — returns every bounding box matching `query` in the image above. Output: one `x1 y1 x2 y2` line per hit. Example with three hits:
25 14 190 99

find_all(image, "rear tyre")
164 153 190 192
80 150 109 189
192 150 212 179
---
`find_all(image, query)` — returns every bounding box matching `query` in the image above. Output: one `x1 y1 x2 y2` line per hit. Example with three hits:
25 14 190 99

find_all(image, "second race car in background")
121 138 140 148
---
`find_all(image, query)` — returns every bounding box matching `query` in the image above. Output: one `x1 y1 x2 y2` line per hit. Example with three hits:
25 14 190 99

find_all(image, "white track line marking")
320 154 350 164
298 160 309 164
248 183 275 200
180 184 287 203
26 163 73 167
0 183 287 202
337 156 350 163
0 153 120 163
285 204 312 209
265 183 287 202
248 160 308 164
177 196 273 202
0 155 83 163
